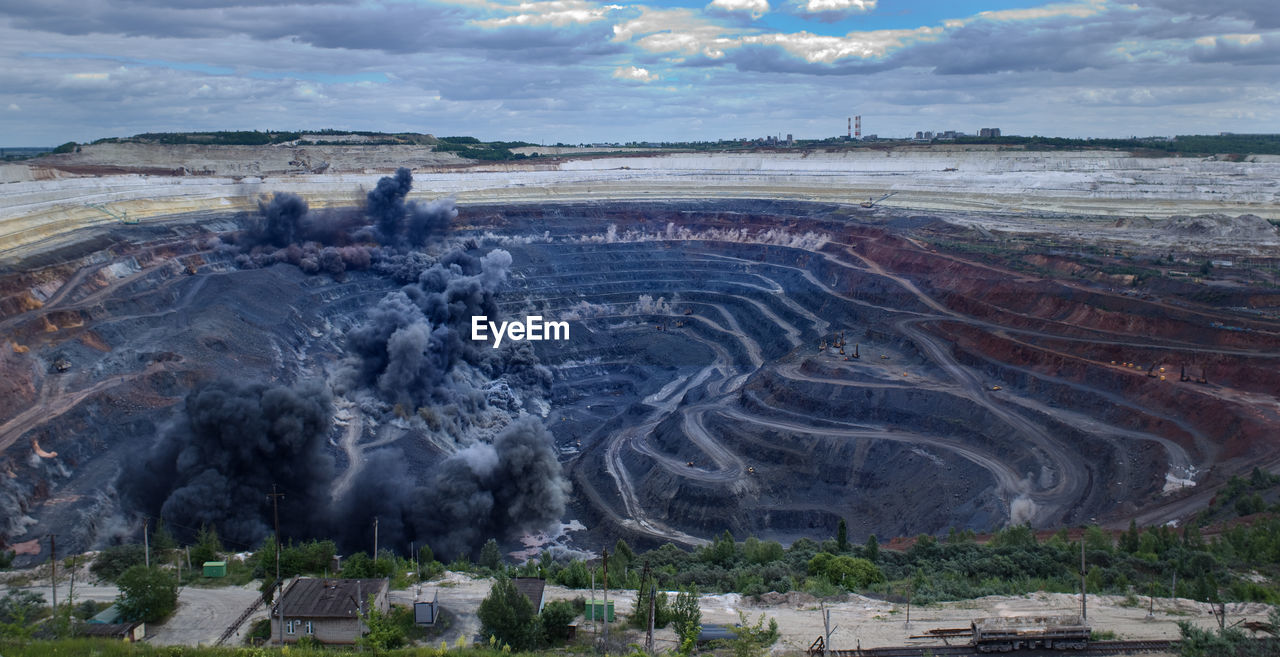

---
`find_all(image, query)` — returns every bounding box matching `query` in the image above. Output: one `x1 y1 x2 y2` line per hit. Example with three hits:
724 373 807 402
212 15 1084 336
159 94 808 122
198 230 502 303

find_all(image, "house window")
305 621 314 635
286 620 296 635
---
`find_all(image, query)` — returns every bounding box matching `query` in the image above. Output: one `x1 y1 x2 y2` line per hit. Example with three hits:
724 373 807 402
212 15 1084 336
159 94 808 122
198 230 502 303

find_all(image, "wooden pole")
49 535 57 610
602 549 610 649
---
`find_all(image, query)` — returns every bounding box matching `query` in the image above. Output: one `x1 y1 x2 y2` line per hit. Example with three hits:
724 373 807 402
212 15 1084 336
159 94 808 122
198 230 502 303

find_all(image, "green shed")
202 561 227 577
585 600 614 622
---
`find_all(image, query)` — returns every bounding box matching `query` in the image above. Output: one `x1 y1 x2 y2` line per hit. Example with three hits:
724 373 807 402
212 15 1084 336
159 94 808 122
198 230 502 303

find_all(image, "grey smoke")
338 248 512 410
117 379 335 547
414 417 570 559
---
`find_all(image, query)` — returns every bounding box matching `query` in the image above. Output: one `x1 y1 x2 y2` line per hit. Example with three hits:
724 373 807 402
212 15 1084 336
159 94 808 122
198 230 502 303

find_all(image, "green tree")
864 534 880 562
632 573 671 629
90 544 146 582
615 538 636 575
808 553 884 590
115 564 178 623
743 537 784 565
189 523 223 566
151 520 178 552
540 600 576 645
702 530 737 566
51 141 77 154
836 519 849 553
356 595 406 653
478 576 537 650
0 590 44 638
729 611 779 657
672 585 702 655
479 538 503 571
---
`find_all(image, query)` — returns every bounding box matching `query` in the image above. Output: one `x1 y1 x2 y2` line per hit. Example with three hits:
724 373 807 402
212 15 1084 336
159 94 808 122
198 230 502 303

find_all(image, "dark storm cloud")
0 0 615 63
1131 0 1280 29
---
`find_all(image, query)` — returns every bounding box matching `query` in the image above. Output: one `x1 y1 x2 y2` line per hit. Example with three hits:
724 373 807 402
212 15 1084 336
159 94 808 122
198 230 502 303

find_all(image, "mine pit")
0 190 1278 563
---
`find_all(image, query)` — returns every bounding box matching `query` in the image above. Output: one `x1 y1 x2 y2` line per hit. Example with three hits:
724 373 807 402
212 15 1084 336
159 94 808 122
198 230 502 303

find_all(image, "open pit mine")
1 144 1279 563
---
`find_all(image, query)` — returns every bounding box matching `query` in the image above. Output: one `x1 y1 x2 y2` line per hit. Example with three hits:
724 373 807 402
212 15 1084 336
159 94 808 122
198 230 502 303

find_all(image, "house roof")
76 622 138 638
278 578 389 619
512 577 545 610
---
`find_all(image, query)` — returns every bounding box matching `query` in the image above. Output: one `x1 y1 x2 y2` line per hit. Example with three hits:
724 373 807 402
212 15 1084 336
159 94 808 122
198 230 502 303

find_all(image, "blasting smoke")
414 417 570 559
235 169 456 276
259 192 308 248
338 248 513 410
117 379 335 547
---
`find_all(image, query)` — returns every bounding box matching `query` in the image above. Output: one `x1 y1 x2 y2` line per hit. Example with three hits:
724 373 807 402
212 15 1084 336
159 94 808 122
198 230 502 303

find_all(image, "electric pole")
643 561 654 655
49 535 57 610
602 548 609 648
143 518 149 568
373 517 379 561
1080 533 1087 622
268 484 285 645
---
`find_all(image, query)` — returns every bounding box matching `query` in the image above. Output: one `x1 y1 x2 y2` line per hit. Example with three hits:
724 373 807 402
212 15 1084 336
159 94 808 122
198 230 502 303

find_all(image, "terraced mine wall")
1 198 1278 563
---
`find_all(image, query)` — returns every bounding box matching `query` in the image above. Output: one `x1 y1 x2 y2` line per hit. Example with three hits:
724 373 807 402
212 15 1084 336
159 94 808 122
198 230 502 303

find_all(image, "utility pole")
373 517 379 561
644 562 654 656
602 549 609 649
1080 534 1087 622
268 484 285 645
143 518 150 568
591 572 597 636
821 602 834 657
49 535 57 610
905 586 912 628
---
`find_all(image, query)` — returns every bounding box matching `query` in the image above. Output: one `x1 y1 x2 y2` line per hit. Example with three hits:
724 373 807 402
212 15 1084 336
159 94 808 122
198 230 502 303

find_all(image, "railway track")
814 639 1177 657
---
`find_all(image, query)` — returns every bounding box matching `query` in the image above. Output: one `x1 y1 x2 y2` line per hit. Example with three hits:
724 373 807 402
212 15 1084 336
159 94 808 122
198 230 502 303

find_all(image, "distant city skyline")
1 0 1277 146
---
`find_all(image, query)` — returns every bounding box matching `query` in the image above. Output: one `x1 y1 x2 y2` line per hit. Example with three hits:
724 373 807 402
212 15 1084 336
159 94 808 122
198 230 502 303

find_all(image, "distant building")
979 128 1002 138
271 578 390 645
512 577 547 613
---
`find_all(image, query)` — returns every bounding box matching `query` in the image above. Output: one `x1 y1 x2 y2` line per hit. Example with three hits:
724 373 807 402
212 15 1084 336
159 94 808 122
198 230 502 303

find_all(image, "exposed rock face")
1162 214 1280 240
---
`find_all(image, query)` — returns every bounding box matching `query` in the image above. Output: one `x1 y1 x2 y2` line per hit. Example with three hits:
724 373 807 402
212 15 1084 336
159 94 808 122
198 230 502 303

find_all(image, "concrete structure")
270 577 389 645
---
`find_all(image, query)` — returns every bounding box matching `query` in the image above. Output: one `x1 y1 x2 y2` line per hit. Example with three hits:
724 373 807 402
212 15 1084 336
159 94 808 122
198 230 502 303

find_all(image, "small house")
270 578 389 645
512 577 546 613
203 561 227 577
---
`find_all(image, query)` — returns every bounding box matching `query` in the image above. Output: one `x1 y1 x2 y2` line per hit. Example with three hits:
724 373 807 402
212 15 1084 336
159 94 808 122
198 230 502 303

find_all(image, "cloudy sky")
1 0 1277 146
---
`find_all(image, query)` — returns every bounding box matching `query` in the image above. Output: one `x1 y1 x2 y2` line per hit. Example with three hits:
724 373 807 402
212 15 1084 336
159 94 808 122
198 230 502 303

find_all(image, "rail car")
971 615 1089 652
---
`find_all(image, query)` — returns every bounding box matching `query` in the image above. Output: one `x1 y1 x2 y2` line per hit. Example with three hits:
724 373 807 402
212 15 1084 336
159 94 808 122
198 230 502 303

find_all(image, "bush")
478 576 538 650
52 141 77 154
91 544 147 582
115 565 178 623
540 600 576 644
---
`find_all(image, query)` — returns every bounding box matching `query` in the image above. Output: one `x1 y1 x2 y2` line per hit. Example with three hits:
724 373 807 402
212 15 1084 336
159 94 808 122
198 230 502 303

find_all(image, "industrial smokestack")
855 115 861 139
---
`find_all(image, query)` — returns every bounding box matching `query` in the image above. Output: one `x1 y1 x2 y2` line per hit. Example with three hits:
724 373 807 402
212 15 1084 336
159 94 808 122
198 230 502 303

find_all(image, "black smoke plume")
117 379 335 548
334 417 570 559
369 167 413 244
259 192 308 248
338 248 512 410
234 170 456 276
366 167 458 247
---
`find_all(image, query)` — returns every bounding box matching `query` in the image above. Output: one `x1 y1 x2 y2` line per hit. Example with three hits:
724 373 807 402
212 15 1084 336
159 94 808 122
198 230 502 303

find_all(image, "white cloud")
952 0 1108 26
708 0 769 19
743 26 941 63
473 0 623 27
801 0 874 14
612 65 658 82
7 103 19 111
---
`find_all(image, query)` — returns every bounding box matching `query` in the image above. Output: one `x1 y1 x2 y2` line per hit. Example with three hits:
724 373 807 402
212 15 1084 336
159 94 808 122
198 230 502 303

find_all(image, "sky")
0 0 1277 146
